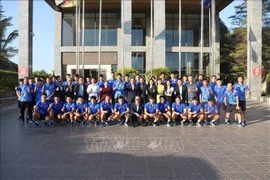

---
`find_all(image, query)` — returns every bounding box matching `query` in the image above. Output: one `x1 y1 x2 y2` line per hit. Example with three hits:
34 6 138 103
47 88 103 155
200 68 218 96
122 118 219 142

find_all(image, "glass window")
132 52 145 73
165 13 209 47
62 13 75 46
166 52 205 76
62 13 118 46
132 13 146 46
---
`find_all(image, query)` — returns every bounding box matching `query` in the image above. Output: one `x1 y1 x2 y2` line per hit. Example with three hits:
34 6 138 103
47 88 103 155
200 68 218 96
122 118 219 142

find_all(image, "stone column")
18 0 33 78
54 11 62 76
119 0 132 70
153 0 166 68
215 14 220 77
247 0 262 98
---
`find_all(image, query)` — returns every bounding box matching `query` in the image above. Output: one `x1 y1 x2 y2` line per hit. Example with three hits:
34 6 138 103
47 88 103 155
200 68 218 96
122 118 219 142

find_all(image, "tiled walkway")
1 100 269 180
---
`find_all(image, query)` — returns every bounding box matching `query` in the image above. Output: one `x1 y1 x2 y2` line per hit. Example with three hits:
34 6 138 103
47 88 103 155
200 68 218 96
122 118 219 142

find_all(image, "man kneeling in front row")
144 95 159 127
33 93 51 128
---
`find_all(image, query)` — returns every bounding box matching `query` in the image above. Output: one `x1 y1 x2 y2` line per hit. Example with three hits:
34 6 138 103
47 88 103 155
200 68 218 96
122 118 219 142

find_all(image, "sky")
1 0 242 73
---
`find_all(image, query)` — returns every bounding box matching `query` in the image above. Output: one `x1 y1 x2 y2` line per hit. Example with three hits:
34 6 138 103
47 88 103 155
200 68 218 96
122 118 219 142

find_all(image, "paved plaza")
0 100 269 180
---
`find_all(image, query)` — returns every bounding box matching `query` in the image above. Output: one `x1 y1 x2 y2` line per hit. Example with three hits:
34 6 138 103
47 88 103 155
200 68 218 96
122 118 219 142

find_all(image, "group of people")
15 71 250 128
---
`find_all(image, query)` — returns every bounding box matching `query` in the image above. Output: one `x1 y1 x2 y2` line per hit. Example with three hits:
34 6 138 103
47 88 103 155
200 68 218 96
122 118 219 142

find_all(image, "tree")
224 0 270 79
0 5 18 62
33 69 52 78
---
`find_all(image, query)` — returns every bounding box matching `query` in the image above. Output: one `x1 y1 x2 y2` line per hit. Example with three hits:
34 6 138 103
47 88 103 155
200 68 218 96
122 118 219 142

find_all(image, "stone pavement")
0 100 269 180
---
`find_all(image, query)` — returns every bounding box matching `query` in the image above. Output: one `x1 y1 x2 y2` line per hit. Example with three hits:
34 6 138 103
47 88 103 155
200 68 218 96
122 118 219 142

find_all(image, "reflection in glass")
132 52 145 73
62 13 117 46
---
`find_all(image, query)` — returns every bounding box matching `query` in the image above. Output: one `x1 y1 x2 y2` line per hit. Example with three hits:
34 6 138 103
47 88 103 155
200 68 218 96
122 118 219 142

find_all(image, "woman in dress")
100 81 112 102
164 80 174 105
146 79 157 102
156 78 164 103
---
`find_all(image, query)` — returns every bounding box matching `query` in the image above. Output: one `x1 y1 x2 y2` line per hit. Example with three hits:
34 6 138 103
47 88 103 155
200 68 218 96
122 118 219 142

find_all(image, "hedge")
145 67 171 82
0 70 18 91
116 68 140 78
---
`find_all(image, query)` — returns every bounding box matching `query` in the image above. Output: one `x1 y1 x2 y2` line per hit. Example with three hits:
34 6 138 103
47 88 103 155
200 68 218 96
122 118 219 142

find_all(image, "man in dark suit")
129 96 145 127
74 77 88 101
125 77 140 104
174 79 188 104
64 78 75 100
54 78 65 102
138 77 148 104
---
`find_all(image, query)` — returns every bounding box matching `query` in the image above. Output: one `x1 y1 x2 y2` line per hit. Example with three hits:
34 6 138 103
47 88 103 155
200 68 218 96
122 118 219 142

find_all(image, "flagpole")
211 0 216 76
209 8 212 76
82 0 85 77
78 0 81 74
75 0 79 74
150 0 153 77
178 0 182 78
121 0 124 76
98 0 102 75
199 0 204 75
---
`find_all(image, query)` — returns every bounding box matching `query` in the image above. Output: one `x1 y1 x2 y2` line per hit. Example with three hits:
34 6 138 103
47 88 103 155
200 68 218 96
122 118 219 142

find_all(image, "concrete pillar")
247 0 262 98
215 14 220 77
18 0 33 78
54 11 62 76
118 0 132 70
153 0 166 68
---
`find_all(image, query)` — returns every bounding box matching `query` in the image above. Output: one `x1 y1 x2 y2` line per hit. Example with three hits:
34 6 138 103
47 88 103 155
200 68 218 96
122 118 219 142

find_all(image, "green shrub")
0 70 18 91
116 68 140 78
145 67 171 82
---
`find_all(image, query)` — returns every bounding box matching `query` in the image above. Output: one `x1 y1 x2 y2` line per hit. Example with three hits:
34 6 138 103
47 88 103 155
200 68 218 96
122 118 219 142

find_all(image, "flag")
203 0 211 8
55 0 77 8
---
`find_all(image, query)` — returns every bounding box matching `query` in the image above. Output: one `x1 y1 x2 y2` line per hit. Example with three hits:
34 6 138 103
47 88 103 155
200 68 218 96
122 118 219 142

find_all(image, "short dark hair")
149 95 155 100
211 75 217 78
42 93 47 96
118 96 124 100
77 96 84 99
66 95 73 99
117 73 122 77
159 96 165 99
99 74 104 77
175 95 181 99
192 97 198 101
90 96 97 100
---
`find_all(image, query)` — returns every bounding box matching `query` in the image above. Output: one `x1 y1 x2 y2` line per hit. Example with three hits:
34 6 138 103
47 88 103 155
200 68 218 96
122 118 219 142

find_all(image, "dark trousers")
130 114 144 127
20 101 32 120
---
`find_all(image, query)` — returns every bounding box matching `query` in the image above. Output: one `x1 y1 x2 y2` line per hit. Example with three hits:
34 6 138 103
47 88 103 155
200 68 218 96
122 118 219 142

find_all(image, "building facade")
45 0 232 79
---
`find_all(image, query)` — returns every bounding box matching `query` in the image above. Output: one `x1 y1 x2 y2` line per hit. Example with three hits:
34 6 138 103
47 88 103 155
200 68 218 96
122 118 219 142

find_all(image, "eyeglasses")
135 99 140 100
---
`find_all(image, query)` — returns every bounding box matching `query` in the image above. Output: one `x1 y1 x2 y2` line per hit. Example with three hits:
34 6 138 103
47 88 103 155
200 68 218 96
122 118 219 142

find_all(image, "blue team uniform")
36 101 50 115
88 102 100 114
97 81 105 88
43 83 56 101
76 102 88 114
16 86 22 101
225 90 238 105
114 102 129 113
35 85 43 103
172 102 186 114
100 101 113 114
63 102 76 112
189 102 202 114
20 84 33 102
114 80 125 99
170 79 178 88
214 85 227 103
144 102 158 114
204 104 218 114
200 86 213 102
51 101 64 115
158 101 170 113
233 83 249 101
